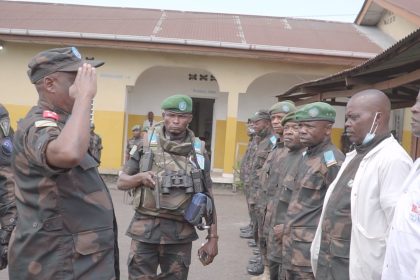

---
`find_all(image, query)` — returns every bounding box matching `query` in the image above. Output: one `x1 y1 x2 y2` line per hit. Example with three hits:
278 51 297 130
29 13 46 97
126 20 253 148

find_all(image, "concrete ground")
0 178 257 280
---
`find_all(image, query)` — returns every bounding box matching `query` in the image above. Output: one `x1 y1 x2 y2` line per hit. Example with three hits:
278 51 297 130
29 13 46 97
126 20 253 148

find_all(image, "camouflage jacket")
10 103 119 280
123 126 213 244
240 136 258 197
0 107 17 247
315 135 386 279
248 133 276 206
258 139 285 214
266 147 305 263
239 136 255 182
89 132 103 162
281 139 344 274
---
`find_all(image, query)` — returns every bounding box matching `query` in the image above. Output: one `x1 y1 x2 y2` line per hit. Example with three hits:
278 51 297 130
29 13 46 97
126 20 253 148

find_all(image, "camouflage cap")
27 47 104 84
269 101 296 115
295 102 336 123
161 95 193 113
250 110 271 122
281 111 298 126
131 125 141 131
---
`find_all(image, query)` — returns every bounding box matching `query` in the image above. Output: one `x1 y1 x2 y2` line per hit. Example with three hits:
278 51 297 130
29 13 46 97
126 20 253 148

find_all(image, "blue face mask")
362 112 379 145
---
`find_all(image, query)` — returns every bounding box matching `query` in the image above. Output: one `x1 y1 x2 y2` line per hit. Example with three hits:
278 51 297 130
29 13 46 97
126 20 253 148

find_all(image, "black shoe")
252 248 261 255
248 255 262 264
248 240 257 247
240 224 252 231
240 230 254 239
247 261 264 275
240 227 253 233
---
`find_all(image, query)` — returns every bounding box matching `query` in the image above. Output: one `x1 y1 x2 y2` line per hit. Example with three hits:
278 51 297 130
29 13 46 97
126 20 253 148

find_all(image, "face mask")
362 112 379 145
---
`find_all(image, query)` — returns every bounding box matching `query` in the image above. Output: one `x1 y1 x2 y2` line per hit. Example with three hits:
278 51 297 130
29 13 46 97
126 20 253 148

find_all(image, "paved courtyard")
0 178 255 279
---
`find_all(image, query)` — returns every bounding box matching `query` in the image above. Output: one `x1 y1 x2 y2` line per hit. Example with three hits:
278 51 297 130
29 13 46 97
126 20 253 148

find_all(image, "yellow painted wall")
213 120 226 169
4 104 31 130
94 110 125 170
331 128 344 151
127 114 163 138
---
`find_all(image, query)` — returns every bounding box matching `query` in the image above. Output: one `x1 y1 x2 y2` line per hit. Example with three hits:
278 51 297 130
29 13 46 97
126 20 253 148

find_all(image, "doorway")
189 97 215 157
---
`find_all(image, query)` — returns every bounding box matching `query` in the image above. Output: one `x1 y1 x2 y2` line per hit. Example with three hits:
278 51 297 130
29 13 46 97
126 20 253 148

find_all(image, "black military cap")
27 47 104 84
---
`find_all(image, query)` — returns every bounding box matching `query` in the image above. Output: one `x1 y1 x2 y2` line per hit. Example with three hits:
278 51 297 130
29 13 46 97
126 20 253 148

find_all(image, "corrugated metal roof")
277 27 420 109
0 0 383 57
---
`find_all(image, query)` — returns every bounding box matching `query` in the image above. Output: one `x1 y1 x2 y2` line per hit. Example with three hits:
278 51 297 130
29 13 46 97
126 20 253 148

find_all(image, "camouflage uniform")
123 124 211 280
241 136 258 205
315 134 388 280
9 103 119 280
256 139 284 260
0 104 17 270
281 139 344 279
89 132 103 162
249 131 275 252
265 147 304 279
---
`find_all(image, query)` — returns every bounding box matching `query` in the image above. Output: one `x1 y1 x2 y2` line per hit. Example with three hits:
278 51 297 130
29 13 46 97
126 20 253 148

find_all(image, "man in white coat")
382 90 420 280
311 89 412 280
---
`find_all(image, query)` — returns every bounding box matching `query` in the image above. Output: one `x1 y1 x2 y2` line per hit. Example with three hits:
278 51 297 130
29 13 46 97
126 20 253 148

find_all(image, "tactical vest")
133 124 206 221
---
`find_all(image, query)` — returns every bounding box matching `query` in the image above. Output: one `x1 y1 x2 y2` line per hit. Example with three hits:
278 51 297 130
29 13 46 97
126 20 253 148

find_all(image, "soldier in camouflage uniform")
246 110 275 276
117 95 218 280
281 102 344 280
265 112 305 280
125 124 142 161
9 47 119 279
312 90 412 280
239 118 256 233
0 104 17 270
252 101 296 278
89 123 103 162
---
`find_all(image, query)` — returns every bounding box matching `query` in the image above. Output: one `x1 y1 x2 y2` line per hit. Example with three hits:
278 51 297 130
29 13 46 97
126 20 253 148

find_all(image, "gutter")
0 28 378 59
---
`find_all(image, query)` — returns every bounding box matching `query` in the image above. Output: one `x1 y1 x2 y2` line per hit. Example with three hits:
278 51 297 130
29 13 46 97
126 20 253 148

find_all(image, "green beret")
161 95 192 113
250 110 271 122
269 101 296 115
281 112 298 126
295 102 336 123
131 125 141 131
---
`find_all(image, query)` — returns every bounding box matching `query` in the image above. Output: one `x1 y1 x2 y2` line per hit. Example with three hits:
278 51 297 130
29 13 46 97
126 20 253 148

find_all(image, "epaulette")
323 150 337 167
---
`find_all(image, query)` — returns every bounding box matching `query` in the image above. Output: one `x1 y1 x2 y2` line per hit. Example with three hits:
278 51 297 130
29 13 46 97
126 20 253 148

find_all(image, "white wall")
127 66 228 119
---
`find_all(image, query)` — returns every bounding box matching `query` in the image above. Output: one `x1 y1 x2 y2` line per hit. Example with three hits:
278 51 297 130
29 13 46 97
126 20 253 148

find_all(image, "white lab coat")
382 158 420 280
311 135 412 280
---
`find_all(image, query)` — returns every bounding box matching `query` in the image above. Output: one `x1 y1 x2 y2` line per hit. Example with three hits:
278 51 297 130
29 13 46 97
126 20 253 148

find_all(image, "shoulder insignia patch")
149 133 158 146
324 150 337 167
35 120 57 128
270 135 277 146
194 138 202 153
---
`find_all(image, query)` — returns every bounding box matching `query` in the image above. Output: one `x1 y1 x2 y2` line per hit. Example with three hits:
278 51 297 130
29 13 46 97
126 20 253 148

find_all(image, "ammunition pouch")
191 169 205 193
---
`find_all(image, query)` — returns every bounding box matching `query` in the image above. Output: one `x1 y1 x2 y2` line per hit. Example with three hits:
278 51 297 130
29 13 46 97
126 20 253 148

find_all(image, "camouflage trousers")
281 270 315 280
269 260 280 280
127 239 192 280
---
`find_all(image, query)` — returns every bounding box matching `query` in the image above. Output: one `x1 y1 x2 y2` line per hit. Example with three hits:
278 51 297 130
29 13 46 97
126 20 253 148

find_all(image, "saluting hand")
69 63 97 100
